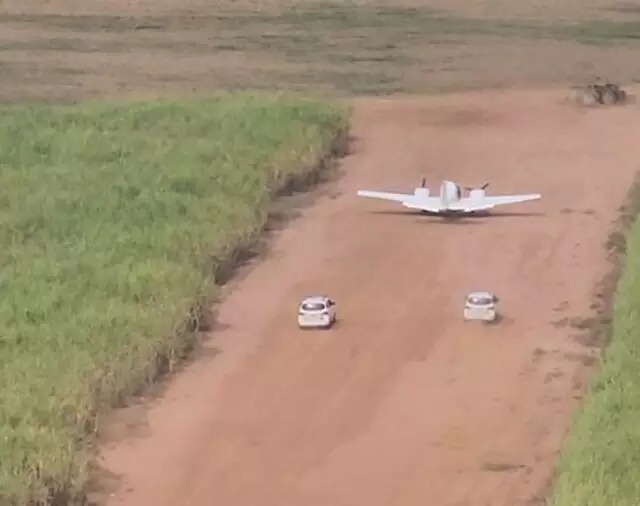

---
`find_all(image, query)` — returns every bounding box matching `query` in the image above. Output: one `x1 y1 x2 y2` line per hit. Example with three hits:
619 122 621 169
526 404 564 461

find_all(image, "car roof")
300 294 331 303
467 291 494 298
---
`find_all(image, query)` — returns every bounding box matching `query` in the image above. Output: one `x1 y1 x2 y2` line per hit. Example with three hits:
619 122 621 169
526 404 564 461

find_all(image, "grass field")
2 0 640 102
549 185 640 506
0 92 348 504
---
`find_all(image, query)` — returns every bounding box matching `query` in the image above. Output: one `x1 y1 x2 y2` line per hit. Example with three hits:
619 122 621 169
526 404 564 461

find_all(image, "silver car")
463 291 498 322
297 295 337 329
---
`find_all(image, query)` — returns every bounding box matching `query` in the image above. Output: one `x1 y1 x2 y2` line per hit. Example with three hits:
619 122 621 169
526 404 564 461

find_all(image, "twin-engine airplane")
357 178 541 216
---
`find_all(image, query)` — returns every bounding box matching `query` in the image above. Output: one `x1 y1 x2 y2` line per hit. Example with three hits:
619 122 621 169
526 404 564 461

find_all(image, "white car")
297 295 337 329
463 291 499 322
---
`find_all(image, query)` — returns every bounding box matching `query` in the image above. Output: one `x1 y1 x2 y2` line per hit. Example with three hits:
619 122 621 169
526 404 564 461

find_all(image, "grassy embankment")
550 182 640 506
0 92 348 504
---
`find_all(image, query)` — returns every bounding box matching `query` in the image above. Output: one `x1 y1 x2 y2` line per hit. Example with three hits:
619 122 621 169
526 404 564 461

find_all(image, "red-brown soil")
97 88 640 506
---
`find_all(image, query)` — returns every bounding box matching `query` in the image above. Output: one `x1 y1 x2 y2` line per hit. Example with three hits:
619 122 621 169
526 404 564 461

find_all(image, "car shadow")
484 313 505 326
297 319 340 332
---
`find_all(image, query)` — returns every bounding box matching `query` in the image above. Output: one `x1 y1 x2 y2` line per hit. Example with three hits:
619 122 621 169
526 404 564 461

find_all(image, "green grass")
549 194 640 505
0 91 348 504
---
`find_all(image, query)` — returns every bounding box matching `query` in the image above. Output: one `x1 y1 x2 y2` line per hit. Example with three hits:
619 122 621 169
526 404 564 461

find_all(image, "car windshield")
467 295 493 306
301 302 326 311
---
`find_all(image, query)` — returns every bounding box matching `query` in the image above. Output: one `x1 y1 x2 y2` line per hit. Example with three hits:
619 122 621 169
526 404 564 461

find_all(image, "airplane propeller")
464 182 490 191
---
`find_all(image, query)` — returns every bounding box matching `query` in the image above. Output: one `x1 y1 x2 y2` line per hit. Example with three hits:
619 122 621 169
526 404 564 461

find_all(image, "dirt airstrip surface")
98 88 640 506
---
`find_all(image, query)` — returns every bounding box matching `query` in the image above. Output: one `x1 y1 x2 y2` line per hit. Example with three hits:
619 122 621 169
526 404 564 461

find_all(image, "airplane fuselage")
413 180 464 211
439 180 463 210
412 180 468 216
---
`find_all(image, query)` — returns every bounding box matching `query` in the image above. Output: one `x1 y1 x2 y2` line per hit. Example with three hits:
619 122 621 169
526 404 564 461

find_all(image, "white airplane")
357 178 541 216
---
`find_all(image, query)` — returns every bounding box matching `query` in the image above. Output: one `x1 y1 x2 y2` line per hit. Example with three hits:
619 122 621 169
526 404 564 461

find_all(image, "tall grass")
549 206 640 505
0 92 349 504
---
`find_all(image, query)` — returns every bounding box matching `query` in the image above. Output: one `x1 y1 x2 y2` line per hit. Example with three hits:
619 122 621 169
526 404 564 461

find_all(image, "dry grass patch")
2 1 640 100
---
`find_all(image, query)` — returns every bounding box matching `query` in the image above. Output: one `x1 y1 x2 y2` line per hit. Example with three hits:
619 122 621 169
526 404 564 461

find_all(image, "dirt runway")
98 88 640 506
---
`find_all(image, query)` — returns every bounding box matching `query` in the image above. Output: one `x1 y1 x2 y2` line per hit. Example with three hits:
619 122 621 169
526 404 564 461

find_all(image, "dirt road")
98 88 639 506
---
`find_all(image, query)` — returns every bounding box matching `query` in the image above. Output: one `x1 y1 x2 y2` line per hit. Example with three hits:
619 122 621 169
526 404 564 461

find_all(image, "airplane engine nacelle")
414 188 430 198
468 189 485 199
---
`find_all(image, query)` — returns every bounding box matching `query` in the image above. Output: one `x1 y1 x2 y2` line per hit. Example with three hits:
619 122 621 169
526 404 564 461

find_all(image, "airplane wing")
451 193 541 212
357 190 412 203
481 194 542 207
357 190 443 212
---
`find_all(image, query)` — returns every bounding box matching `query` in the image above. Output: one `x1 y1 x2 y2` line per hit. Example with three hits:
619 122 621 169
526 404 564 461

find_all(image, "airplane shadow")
418 218 484 226
366 210 545 221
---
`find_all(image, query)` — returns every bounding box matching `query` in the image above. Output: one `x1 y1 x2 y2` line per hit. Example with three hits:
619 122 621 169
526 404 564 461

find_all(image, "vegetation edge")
18 106 352 506
547 171 640 506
